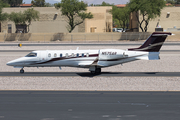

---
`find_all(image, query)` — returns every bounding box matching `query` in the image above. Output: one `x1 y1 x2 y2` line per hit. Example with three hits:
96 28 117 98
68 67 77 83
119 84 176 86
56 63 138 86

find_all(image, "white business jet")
7 32 171 74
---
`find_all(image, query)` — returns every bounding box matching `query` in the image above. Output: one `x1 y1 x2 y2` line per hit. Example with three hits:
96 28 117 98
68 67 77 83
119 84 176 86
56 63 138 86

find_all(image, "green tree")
3 0 22 7
166 0 175 4
55 0 93 33
175 0 180 4
0 0 10 7
128 0 166 32
45 2 54 7
31 0 46 7
166 0 180 4
112 6 130 31
98 2 125 30
0 0 9 22
9 8 40 33
99 1 114 6
89 3 94 6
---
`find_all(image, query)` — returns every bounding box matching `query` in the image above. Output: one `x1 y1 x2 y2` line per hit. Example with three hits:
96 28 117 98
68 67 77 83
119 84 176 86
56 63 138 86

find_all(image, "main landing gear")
20 68 24 73
90 68 101 75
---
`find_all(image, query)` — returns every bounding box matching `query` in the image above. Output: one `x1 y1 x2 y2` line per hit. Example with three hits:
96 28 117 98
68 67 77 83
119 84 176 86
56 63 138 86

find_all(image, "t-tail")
128 32 172 52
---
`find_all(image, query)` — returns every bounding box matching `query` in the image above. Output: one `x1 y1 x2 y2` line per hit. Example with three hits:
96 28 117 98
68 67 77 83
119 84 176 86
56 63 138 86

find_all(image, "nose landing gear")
20 68 24 73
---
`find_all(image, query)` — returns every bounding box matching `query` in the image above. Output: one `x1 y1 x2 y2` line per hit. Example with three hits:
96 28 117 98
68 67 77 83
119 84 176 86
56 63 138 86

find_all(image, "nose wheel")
20 68 24 73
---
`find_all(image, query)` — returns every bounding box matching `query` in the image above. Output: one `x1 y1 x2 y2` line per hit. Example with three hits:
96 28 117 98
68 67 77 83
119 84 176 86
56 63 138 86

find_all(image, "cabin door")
40 51 48 62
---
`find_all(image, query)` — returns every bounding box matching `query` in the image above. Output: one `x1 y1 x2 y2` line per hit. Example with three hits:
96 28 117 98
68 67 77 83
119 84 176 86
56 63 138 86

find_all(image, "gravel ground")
0 44 180 91
0 77 180 91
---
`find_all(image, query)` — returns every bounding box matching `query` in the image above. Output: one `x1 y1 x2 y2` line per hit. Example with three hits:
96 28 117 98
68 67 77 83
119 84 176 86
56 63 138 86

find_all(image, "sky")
23 0 129 5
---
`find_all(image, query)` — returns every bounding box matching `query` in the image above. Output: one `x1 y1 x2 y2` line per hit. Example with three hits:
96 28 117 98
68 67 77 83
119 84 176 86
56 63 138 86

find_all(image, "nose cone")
6 57 25 66
6 60 16 66
6 61 11 66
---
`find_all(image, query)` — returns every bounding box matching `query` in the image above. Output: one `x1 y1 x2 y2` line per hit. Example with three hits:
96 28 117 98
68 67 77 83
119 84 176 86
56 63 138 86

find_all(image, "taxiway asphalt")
0 91 180 120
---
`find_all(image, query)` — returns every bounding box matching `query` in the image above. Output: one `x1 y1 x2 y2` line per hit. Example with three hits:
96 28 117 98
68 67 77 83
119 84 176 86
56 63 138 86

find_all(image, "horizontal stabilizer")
135 52 160 60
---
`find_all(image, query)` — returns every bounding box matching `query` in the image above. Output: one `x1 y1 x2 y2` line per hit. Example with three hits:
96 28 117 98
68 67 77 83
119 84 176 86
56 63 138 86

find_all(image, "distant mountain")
83 0 129 5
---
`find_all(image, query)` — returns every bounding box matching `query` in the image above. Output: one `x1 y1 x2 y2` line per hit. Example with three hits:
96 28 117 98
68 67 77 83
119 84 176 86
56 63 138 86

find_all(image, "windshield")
25 52 37 57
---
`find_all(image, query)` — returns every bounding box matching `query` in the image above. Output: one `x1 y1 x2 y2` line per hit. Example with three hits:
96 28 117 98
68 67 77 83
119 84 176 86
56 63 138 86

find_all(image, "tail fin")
128 32 172 52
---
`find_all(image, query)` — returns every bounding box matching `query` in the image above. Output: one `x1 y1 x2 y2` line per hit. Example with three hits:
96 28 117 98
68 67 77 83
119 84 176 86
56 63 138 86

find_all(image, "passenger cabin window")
60 53 63 57
71 53 74 57
77 53 79 57
48 53 51 57
54 53 57 57
25 53 37 57
86 53 89 57
66 53 68 58
82 53 84 57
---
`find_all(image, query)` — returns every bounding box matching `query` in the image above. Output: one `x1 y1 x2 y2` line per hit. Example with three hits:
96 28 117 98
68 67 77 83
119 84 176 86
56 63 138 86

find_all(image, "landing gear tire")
91 68 101 75
96 68 101 74
91 71 96 74
20 69 24 74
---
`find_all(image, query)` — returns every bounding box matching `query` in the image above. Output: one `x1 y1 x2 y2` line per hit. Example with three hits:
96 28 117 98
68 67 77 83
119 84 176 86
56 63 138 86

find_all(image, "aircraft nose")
6 61 15 66
7 57 26 66
6 59 20 66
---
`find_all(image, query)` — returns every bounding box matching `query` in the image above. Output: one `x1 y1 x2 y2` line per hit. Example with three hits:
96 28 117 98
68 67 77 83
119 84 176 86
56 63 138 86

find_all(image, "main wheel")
96 68 101 74
91 71 96 74
90 68 101 75
20 69 24 73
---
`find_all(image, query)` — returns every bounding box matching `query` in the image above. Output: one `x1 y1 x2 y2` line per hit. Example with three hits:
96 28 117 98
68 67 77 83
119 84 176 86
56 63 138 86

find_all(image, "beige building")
85 6 112 33
129 12 139 32
1 6 112 33
138 7 180 32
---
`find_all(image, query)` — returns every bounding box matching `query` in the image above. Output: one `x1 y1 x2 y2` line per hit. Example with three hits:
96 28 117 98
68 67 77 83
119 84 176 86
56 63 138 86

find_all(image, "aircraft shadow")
0 72 179 77
76 72 159 77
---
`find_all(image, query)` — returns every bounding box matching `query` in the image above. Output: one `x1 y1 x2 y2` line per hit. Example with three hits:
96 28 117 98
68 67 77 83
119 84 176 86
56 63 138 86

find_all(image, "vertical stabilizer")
128 32 172 52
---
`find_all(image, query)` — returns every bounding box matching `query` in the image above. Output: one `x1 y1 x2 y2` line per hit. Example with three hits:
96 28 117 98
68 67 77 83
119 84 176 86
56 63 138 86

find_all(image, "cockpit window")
25 52 37 57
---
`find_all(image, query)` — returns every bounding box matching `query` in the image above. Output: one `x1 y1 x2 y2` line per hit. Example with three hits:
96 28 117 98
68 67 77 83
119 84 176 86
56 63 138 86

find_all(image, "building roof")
20 4 33 7
115 4 126 8
166 3 172 6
